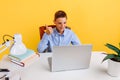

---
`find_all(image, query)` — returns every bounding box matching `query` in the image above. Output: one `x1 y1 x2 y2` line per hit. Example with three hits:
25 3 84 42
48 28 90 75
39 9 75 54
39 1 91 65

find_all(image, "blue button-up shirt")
37 28 81 53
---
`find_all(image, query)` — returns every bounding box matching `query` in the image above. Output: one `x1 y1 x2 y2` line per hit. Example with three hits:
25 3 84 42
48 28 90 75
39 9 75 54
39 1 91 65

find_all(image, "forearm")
37 33 50 53
38 42 48 53
71 33 81 45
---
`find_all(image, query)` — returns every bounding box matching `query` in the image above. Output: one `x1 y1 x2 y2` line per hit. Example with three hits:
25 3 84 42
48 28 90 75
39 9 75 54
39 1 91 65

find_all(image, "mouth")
59 27 65 30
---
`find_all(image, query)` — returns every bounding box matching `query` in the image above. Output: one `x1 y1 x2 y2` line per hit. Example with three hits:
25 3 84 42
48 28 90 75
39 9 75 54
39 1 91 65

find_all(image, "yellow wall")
0 0 120 59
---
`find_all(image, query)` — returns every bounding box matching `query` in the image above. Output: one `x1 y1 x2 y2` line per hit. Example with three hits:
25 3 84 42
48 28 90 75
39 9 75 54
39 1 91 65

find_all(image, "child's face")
54 17 67 34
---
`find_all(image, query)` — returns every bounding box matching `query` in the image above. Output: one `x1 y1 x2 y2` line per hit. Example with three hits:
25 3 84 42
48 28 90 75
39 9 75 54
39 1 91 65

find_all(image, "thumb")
45 24 48 29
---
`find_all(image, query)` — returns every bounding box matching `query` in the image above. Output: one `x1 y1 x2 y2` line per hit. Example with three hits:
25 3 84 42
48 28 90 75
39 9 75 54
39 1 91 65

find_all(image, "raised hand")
45 25 53 35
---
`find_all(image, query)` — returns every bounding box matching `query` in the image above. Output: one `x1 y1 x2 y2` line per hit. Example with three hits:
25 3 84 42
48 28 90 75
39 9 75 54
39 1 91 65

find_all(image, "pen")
0 69 9 72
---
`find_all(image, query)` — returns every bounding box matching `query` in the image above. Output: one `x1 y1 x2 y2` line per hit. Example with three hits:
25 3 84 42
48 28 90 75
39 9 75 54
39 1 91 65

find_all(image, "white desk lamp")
0 34 27 55
0 34 26 80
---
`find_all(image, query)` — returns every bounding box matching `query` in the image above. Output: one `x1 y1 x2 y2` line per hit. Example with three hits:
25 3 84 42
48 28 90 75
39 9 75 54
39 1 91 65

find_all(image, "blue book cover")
8 49 35 61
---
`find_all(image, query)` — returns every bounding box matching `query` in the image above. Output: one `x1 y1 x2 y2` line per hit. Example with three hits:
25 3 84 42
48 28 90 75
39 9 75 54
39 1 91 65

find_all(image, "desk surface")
0 52 120 80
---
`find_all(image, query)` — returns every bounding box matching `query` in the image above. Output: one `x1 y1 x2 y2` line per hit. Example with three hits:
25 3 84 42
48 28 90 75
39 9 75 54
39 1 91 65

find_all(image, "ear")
53 20 56 24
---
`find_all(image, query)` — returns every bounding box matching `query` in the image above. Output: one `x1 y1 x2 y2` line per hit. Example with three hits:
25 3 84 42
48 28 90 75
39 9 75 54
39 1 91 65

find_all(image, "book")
10 53 39 67
11 59 24 67
8 49 40 67
8 49 35 62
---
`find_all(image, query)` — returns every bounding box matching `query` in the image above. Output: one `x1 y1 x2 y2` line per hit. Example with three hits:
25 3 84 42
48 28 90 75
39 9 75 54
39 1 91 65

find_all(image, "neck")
56 28 64 35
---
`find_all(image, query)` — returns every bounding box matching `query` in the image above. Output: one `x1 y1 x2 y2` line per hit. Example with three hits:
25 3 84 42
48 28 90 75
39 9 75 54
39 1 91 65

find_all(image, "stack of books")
8 49 40 67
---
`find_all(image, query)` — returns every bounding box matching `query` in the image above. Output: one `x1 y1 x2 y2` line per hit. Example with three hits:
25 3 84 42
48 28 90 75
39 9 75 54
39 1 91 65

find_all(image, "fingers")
45 24 48 29
45 24 50 34
45 24 53 35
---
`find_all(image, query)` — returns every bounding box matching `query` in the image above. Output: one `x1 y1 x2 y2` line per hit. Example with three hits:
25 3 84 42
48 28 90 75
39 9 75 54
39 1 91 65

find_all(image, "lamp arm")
0 44 5 48
0 40 12 54
0 46 8 53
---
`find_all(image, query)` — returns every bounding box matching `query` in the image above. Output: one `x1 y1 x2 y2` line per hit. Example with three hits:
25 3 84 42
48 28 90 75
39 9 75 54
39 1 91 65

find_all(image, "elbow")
37 48 44 53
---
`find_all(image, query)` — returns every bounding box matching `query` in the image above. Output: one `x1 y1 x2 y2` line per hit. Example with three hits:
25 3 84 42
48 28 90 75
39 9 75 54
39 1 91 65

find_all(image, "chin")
60 29 64 32
57 28 65 33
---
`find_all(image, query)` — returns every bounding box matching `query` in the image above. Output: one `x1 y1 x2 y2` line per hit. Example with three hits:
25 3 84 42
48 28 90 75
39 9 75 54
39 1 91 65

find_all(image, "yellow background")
0 0 120 59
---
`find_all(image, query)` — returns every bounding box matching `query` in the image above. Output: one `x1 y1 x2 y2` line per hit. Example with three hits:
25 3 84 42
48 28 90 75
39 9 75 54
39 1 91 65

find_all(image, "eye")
64 22 66 24
58 22 62 24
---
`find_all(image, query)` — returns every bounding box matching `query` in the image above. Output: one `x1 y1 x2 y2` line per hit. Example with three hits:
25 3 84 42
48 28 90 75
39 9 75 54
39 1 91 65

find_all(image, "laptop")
48 44 92 72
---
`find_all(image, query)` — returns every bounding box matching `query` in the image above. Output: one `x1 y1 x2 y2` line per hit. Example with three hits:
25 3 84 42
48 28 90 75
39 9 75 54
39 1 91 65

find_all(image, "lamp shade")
10 34 27 55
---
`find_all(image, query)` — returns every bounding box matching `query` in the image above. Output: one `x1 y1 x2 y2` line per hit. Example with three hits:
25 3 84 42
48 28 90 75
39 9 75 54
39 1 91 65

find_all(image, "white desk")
0 52 120 80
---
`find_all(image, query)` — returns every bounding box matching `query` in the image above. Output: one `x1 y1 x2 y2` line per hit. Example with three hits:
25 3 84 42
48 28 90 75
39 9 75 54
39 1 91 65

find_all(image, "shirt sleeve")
37 33 50 53
71 32 81 45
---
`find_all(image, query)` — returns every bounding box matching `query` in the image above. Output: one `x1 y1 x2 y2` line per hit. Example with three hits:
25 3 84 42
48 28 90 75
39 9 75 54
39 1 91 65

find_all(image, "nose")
61 23 65 27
